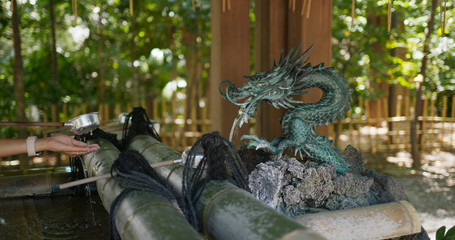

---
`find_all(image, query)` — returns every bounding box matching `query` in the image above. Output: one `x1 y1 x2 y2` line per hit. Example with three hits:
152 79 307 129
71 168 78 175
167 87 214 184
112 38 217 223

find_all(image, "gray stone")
245 145 429 240
297 166 335 207
282 185 300 206
365 169 409 202
248 160 288 208
286 158 306 180
333 173 373 198
344 145 365 175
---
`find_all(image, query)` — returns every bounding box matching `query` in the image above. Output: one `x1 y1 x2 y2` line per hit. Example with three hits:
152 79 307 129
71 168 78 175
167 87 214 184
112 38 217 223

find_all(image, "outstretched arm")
0 135 100 158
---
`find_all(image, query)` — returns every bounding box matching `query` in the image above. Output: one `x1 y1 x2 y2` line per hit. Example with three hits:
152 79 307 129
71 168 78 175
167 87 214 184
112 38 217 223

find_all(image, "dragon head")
220 45 313 128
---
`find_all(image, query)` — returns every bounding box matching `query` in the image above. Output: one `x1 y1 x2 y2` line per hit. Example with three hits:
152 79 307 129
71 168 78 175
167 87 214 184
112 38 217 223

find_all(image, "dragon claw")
241 135 279 154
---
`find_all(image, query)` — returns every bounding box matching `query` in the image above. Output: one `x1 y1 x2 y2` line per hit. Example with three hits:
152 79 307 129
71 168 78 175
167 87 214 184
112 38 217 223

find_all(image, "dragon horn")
219 80 234 99
281 47 295 66
278 49 285 65
292 44 313 70
225 85 247 106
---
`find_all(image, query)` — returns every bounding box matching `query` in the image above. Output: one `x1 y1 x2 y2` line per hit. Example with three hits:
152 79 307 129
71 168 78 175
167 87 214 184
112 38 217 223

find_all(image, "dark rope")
75 128 121 149
109 150 182 240
120 107 161 150
181 131 250 230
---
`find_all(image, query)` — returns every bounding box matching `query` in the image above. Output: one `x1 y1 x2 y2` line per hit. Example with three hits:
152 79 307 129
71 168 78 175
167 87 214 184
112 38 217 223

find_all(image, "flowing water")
229 117 240 142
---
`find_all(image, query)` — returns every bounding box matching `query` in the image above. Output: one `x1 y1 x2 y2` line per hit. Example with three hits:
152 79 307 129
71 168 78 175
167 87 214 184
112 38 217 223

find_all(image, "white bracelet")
26 136 40 157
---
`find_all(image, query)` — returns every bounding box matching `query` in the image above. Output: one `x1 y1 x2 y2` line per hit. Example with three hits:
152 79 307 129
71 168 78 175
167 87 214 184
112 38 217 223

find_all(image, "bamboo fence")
2 93 454 171
330 96 455 154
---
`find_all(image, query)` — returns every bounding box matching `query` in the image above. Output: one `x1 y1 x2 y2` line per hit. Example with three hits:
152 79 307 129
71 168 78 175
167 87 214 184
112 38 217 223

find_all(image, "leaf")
446 225 455 238
436 226 446 240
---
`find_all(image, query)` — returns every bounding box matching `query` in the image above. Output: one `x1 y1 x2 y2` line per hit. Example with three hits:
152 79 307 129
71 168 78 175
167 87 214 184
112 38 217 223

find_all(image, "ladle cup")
0 112 100 135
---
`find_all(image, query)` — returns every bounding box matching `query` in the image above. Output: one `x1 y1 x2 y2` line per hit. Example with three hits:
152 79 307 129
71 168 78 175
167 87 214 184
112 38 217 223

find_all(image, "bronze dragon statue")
219 45 353 173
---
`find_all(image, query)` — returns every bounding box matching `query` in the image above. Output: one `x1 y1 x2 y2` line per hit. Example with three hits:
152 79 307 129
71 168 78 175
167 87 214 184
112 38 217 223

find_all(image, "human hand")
36 135 100 157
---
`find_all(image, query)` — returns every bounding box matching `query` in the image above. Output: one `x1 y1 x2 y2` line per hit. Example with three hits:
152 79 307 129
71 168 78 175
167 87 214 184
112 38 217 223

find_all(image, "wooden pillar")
255 0 333 140
209 0 251 146
255 0 288 140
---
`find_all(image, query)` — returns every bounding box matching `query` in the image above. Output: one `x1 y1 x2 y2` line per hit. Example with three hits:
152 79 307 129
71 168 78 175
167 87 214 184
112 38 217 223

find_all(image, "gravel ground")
364 151 455 240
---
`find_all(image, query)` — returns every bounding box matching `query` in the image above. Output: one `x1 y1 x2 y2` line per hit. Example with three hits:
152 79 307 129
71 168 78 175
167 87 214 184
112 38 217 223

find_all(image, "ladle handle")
58 160 179 190
0 122 65 127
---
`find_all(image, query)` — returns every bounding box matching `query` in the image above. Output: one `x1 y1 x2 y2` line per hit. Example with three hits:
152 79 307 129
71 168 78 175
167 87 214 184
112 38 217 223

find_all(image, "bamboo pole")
114 103 121 119
294 200 421 240
127 135 325 240
420 99 428 150
429 98 436 148
161 97 168 145
328 122 334 147
201 98 208 134
451 97 455 147
190 104 197 146
348 110 353 148
63 104 68 121
181 96 187 152
82 103 87 114
365 100 373 152
153 99 158 122
171 92 177 149
383 98 390 150
405 96 411 150
358 99 363 150
442 96 447 147
374 99 381 152
336 119 342 149
104 103 109 121
396 95 403 149
81 138 202 240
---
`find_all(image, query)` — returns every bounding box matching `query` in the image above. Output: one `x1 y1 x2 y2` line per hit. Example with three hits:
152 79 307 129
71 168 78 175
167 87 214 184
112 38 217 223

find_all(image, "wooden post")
442 96 447 147
396 95 403 149
429 98 435 148
365 100 373 152
420 99 428 150
201 98 208 134
451 97 455 148
254 0 287 141
115 103 121 119
358 98 363 150
63 104 68 121
171 92 177 149
347 110 353 148
383 98 390 151
161 97 167 145
209 0 250 146
405 97 410 150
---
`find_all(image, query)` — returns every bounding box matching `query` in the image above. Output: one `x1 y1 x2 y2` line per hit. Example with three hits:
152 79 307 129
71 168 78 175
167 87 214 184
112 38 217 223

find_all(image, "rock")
245 145 429 240
325 194 372 211
297 165 335 207
333 173 373 198
365 169 409 202
286 158 306 180
282 185 300 206
343 145 365 175
248 160 288 208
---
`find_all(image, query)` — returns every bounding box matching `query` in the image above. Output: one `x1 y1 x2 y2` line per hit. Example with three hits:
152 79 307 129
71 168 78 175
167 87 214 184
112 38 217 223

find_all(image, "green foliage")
332 0 455 105
436 225 455 240
0 0 211 130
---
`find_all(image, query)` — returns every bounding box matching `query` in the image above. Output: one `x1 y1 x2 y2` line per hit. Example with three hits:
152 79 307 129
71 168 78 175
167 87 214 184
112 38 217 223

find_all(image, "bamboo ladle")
59 152 204 190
